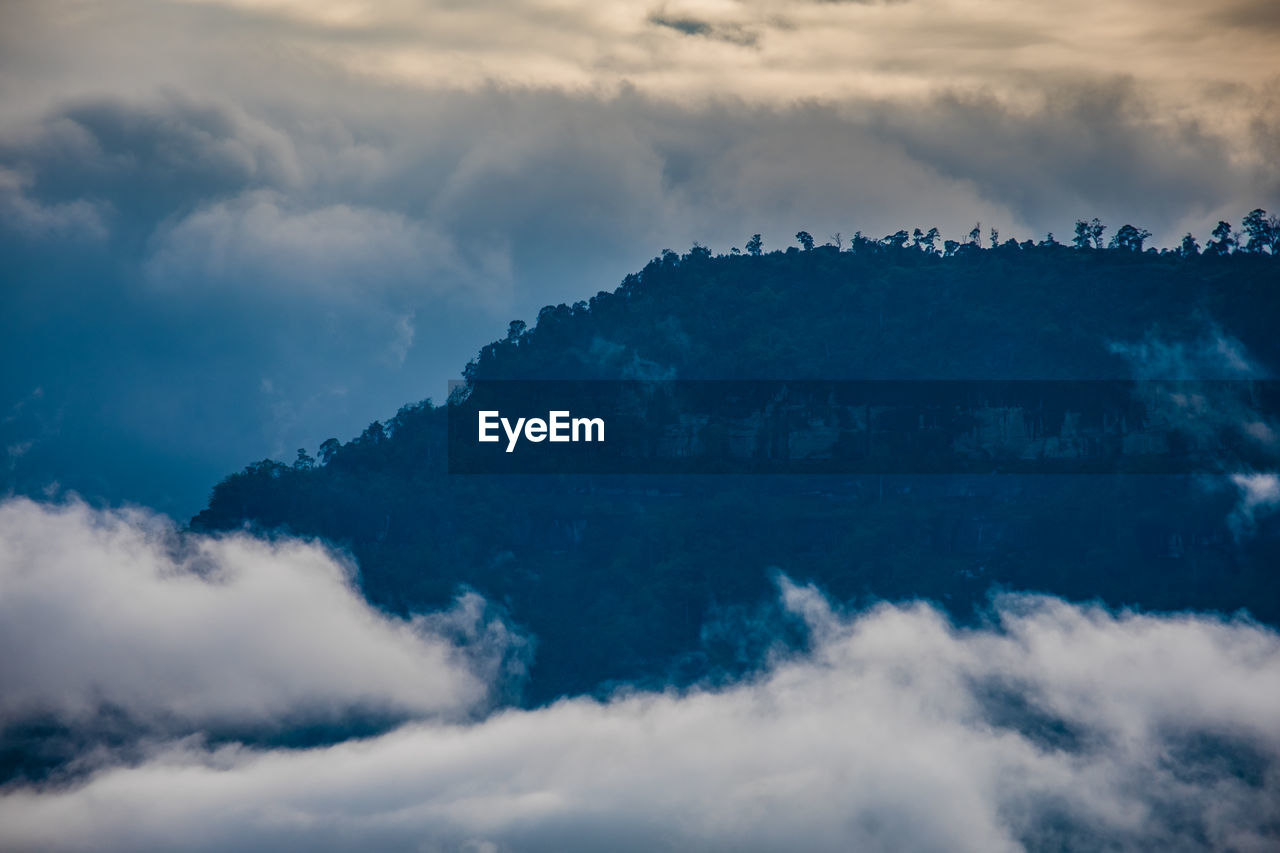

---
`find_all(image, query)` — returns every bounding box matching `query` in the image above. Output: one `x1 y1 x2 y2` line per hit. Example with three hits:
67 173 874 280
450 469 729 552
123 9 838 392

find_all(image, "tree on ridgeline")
1110 224 1152 252
883 229 910 250
1242 209 1278 254
1206 220 1237 256
1073 220 1092 249
1072 217 1107 249
687 242 712 262
318 438 340 465
922 227 940 253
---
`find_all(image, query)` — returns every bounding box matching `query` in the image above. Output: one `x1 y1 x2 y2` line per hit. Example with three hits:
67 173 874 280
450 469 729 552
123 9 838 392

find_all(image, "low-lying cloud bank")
0 498 526 733
1 502 1277 851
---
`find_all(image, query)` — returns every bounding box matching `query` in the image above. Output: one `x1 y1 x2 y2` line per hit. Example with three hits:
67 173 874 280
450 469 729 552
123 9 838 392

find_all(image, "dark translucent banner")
446 380 1279 474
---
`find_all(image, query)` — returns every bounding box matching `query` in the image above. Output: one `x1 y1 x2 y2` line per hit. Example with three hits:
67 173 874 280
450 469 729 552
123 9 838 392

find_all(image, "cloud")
0 166 107 241
26 0 1261 136
1229 472 1280 537
0 497 526 733
1109 326 1280 540
0 95 302 231
1 566 1278 851
143 190 473 300
647 8 759 47
1 2 1277 517
1108 325 1267 381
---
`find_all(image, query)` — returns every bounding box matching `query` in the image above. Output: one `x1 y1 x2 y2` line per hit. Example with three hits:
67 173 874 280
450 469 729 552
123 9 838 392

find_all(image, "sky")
2 5 1280 848
1 0 1278 516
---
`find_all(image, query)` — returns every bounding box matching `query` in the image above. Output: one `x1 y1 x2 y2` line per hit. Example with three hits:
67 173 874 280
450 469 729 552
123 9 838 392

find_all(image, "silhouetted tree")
921 227 940 254
745 234 763 256
1075 218 1106 249
293 448 315 471
318 438 341 465
1242 209 1275 254
1109 224 1151 252
1179 233 1200 257
1073 220 1092 249
795 231 815 251
968 223 982 246
883 229 910 249
911 227 941 254
989 227 999 249
1207 221 1236 256
1039 232 1060 247
943 239 960 257
687 243 712 262
362 421 387 444
1088 218 1106 248
506 320 527 341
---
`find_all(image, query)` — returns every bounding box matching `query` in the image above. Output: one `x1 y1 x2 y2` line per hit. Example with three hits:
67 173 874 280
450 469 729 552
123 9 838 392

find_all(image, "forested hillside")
194 218 1280 704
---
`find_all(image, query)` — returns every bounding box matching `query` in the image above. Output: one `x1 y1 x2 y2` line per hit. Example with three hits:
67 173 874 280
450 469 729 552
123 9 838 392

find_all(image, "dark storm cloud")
868 80 1277 237
1213 0 1280 32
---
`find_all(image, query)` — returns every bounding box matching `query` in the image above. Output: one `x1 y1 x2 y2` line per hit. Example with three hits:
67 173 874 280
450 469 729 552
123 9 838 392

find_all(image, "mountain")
192 233 1280 704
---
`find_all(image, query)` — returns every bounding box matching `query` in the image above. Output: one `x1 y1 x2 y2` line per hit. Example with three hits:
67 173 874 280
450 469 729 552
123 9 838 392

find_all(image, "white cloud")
0 498 523 730
0 562 1276 852
1229 472 1280 537
144 190 469 298
1110 328 1280 539
1108 327 1266 380
127 0 1275 138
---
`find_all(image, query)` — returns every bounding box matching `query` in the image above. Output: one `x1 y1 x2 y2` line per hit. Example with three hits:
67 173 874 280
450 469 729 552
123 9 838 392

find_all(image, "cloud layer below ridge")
1 499 1278 852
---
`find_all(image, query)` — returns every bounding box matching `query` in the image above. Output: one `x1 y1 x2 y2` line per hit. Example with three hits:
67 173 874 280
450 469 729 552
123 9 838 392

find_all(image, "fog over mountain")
2 499 1278 852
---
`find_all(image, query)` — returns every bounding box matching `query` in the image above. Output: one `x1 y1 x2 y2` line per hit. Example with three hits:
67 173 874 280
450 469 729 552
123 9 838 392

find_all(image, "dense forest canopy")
195 211 1280 704
461 211 1280 382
